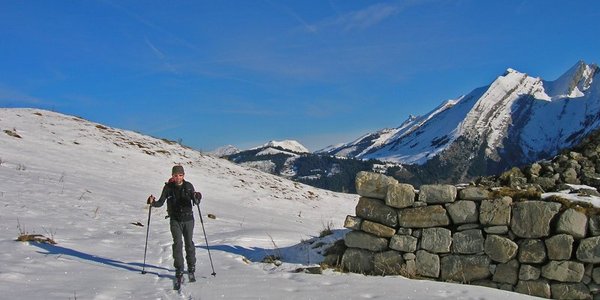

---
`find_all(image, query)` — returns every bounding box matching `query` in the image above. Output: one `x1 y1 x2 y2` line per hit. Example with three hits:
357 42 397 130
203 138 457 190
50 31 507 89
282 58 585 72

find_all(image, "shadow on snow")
31 242 173 279
200 229 348 265
28 228 348 276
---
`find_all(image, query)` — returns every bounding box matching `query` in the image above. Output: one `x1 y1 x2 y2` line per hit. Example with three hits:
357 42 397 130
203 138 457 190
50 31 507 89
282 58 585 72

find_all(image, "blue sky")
2 1 600 151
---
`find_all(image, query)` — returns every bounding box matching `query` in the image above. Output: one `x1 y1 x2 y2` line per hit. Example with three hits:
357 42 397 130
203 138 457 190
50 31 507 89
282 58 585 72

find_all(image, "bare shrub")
15 219 56 244
79 189 91 200
319 220 334 238
263 233 282 265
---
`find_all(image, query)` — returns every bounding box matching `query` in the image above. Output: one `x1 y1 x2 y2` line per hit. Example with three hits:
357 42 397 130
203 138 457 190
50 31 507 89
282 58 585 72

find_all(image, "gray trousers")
169 219 196 274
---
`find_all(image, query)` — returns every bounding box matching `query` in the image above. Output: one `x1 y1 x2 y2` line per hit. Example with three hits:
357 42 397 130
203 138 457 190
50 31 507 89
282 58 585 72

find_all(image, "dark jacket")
152 180 195 221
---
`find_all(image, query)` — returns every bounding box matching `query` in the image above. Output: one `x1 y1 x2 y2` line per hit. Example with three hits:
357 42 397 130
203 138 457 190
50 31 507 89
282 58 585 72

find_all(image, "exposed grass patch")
4 129 21 138
156 150 171 156
490 187 542 201
319 221 334 238
544 194 600 216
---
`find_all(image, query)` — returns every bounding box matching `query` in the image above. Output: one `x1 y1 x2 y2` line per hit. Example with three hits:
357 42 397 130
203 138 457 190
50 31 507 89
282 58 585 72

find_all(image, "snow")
542 184 600 208
461 69 539 153
0 108 537 299
239 160 277 173
211 145 240 157
254 140 310 154
544 61 594 100
256 147 300 157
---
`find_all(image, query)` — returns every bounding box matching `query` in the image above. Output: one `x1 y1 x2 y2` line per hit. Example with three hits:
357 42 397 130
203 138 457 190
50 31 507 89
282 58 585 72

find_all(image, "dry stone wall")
341 171 600 300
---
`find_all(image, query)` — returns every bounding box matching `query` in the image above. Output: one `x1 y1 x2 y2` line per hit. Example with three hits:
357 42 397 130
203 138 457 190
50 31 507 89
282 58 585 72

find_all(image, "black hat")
172 165 185 175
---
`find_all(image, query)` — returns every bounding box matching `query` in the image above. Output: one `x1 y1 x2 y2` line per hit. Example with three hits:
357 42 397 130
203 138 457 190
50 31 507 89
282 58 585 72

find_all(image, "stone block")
343 215 362 230
551 283 591 300
361 220 396 238
404 259 416 277
589 215 600 236
458 186 489 201
519 264 541 281
545 234 574 260
403 253 416 260
556 208 588 239
518 239 546 264
356 197 398 228
480 197 512 226
593 267 600 284
344 231 389 252
389 234 418 253
452 229 484 254
440 255 491 282
485 235 518 263
341 248 374 274
446 200 478 224
493 259 519 285
385 183 415 209
416 250 440 278
511 201 562 238
514 280 551 298
420 227 452 254
355 171 398 199
397 205 450 228
418 184 457 204
484 226 509 235
396 228 412 235
541 260 585 282
577 236 600 263
532 176 557 191
374 250 405 276
412 229 422 238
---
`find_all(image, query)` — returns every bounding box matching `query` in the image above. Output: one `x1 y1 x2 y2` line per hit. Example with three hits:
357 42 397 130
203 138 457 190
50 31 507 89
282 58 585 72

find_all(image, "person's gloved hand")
147 195 156 205
193 192 202 205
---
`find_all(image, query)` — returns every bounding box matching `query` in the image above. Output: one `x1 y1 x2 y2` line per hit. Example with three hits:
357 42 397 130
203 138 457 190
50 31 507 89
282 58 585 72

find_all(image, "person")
147 165 202 283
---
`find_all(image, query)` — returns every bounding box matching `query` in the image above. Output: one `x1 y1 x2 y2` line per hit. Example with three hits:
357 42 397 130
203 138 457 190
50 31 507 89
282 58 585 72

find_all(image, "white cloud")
329 3 400 31
144 36 166 60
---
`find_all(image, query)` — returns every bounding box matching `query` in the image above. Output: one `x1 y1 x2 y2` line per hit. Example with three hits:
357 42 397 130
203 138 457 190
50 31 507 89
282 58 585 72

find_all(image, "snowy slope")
0 108 534 299
324 61 600 172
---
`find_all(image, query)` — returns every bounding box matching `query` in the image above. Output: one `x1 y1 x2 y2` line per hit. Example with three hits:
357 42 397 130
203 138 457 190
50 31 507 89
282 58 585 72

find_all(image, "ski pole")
195 202 216 276
141 203 152 274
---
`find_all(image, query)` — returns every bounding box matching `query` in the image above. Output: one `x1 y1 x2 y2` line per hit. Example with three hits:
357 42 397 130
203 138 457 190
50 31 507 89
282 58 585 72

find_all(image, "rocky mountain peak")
323 60 600 185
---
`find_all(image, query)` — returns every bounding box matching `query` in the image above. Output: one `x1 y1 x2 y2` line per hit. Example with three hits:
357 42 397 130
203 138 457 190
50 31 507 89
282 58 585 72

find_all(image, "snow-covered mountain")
211 144 240 157
226 139 382 193
252 140 310 155
322 61 600 183
213 140 309 159
229 140 310 175
0 108 530 299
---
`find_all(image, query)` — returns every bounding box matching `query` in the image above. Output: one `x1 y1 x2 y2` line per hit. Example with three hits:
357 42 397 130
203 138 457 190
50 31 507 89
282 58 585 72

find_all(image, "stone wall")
341 171 600 299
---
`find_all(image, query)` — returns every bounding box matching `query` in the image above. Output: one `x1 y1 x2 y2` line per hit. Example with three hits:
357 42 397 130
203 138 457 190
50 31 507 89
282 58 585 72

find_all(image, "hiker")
147 165 202 283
